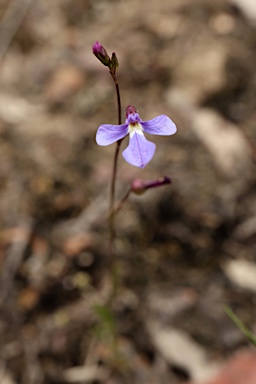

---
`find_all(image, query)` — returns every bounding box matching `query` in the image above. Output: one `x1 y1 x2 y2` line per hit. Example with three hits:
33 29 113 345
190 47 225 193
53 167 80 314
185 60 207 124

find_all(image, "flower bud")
92 41 110 66
109 52 119 74
130 179 146 195
131 176 171 195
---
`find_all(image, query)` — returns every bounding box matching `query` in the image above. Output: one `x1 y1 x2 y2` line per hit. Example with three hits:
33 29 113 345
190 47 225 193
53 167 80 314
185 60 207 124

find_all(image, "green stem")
225 306 256 346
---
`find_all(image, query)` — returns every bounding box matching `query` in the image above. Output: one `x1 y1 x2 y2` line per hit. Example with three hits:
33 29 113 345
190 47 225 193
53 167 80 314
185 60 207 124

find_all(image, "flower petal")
96 124 128 146
141 115 177 136
122 132 156 168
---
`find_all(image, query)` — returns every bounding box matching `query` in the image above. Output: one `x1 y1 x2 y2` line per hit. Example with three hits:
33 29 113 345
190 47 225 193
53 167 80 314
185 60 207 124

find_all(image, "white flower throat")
128 122 144 138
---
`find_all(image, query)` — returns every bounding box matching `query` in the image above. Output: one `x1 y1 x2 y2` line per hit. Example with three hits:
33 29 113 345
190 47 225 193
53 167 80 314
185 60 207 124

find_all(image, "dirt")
0 0 256 383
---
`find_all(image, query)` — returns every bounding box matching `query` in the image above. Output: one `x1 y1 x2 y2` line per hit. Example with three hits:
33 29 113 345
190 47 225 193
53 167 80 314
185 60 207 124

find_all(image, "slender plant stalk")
225 306 256 346
109 72 122 259
114 189 131 215
109 141 121 258
112 73 122 125
92 43 126 359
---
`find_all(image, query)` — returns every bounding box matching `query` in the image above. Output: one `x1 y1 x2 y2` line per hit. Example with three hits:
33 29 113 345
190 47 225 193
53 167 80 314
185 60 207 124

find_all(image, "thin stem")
111 72 122 125
109 141 121 258
108 71 122 259
114 189 131 215
225 306 256 346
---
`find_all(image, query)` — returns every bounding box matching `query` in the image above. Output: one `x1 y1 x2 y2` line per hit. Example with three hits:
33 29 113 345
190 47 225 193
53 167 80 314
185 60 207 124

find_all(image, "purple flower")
96 105 177 168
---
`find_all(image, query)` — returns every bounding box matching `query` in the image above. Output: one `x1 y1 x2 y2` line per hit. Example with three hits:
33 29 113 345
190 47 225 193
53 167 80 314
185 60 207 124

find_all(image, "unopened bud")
92 41 110 66
131 176 171 195
109 52 119 73
130 179 146 195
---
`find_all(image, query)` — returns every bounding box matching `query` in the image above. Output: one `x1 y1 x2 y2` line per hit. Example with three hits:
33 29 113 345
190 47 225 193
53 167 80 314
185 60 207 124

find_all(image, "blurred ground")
0 0 256 383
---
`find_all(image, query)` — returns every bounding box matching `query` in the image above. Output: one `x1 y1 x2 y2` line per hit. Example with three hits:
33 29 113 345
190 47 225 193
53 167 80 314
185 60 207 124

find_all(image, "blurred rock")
0 92 44 124
145 13 186 39
63 365 109 383
147 322 220 382
62 233 93 257
0 371 15 384
191 109 252 178
209 13 236 35
18 287 40 311
146 287 197 321
223 259 256 292
233 216 256 240
166 87 252 180
45 65 86 105
173 42 227 103
230 0 256 24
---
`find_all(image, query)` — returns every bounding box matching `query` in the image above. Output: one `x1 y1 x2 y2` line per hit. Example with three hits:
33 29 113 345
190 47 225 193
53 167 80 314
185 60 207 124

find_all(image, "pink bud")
92 41 110 66
131 176 171 195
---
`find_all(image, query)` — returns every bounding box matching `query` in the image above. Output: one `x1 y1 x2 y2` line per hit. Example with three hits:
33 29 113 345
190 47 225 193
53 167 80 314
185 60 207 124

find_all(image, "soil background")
0 0 256 383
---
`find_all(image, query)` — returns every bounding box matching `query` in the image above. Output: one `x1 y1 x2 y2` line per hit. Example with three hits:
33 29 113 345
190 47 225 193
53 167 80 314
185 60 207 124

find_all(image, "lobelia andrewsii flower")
96 105 177 168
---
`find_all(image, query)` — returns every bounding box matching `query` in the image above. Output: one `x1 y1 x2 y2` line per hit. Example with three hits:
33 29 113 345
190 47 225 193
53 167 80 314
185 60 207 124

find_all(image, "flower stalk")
92 40 176 291
92 42 122 260
108 62 122 261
